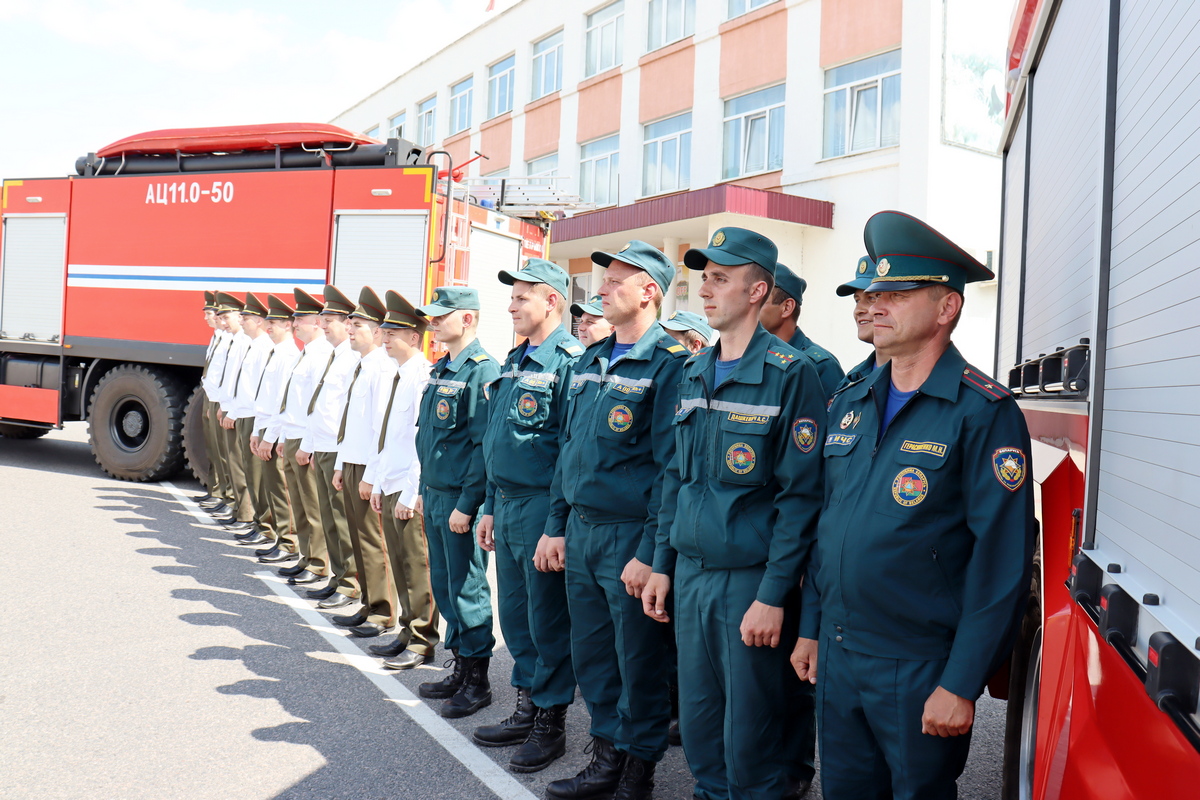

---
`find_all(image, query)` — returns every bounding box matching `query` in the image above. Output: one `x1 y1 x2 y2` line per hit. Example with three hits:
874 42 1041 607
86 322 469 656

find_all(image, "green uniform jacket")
800 344 1035 700
482 326 583 514
789 328 845 399
414 338 500 516
653 325 827 608
544 323 689 565
841 353 877 387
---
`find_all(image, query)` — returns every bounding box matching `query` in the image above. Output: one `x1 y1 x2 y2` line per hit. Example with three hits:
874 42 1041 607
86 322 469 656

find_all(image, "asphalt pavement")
0 424 1007 799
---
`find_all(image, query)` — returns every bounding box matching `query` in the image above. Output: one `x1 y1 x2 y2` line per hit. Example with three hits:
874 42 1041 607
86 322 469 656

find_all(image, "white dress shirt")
202 330 231 400
227 333 273 421
365 353 431 506
216 331 252 411
252 337 301 437
299 338 360 455
335 346 394 471
267 335 334 444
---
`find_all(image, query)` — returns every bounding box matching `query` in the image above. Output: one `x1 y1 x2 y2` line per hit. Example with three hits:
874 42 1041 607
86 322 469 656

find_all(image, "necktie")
337 363 364 444
215 337 233 385
202 333 218 379
253 348 276 399
377 372 402 452
306 351 339 415
278 348 308 414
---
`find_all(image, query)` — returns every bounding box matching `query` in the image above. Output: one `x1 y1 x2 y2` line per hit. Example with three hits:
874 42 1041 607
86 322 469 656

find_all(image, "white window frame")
365 125 380 139
449 77 473 134
579 135 620 206
488 56 515 119
585 1 625 78
648 0 695 51
388 112 406 141
822 50 902 159
642 112 691 197
416 97 437 146
527 153 559 179
722 85 785 180
532 31 564 99
727 0 773 19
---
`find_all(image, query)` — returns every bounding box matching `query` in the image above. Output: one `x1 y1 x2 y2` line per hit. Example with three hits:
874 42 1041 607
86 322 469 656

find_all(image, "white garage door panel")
468 227 520 362
1 216 67 342
331 213 428 305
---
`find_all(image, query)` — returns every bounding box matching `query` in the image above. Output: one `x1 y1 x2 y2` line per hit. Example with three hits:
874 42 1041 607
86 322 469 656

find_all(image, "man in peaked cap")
196 291 230 508
364 290 440 670
835 255 888 384
474 258 582 769
213 291 263 536
642 227 827 800
760 263 845 398
660 310 713 354
330 287 397 638
793 211 1035 800
298 285 363 610
570 294 614 347
414 286 499 715
538 240 688 799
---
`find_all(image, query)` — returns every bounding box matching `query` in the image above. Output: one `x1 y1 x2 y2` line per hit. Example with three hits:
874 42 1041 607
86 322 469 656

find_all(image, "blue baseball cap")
661 310 714 343
571 294 604 317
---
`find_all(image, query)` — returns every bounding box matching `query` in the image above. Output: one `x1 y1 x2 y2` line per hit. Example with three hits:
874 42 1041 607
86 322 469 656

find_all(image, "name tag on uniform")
519 377 552 390
900 440 947 457
826 433 858 446
436 385 458 396
727 412 769 424
612 383 646 396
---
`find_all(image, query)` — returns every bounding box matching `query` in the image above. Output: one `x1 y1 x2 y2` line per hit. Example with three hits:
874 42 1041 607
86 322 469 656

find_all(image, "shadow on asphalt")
0 436 106 479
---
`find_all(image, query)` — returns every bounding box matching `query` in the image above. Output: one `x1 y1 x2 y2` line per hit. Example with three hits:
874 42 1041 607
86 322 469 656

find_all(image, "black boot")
418 650 463 699
441 657 492 718
473 686 536 747
509 704 567 773
546 736 625 798
612 755 656 800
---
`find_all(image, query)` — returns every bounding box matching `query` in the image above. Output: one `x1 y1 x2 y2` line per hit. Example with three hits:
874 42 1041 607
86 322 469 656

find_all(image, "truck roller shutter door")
0 216 67 342
467 226 520 362
998 110 1027 376
330 213 428 305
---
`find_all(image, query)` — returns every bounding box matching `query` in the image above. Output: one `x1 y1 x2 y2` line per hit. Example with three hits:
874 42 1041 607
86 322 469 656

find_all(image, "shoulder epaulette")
801 345 831 363
559 340 584 356
657 335 688 357
685 346 711 364
961 365 1011 401
765 345 800 370
471 352 491 363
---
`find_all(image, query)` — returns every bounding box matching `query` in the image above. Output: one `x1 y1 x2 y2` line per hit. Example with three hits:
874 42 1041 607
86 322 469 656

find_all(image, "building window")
450 77 473 134
648 0 695 50
488 56 515 119
727 0 773 18
722 84 785 179
417 97 437 145
365 125 380 139
532 31 564 99
643 113 691 196
388 112 405 141
586 1 624 77
823 50 901 158
579 135 620 205
527 153 559 179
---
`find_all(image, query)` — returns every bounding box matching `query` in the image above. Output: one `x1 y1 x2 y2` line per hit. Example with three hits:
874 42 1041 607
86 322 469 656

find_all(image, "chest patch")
826 433 857 447
517 392 539 417
519 376 552 390
892 467 928 507
435 398 451 420
792 417 817 453
900 440 947 458
611 383 646 396
993 447 1027 492
608 404 633 432
436 385 458 396
728 412 769 425
726 442 757 475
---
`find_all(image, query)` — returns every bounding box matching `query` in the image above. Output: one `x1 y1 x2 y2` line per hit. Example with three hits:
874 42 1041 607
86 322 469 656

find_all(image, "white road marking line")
255 571 537 800
162 481 224 527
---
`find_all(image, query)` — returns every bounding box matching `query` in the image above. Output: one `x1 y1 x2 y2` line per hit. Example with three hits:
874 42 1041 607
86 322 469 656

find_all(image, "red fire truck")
0 123 545 482
998 0 1200 796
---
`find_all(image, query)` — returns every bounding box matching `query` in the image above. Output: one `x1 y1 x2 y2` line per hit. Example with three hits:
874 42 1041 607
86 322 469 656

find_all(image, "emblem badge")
619 242 631 253
792 418 816 453
840 411 855 430
435 398 451 420
517 392 539 417
712 231 726 247
857 259 868 275
725 442 756 475
892 467 928 507
876 258 891 276
608 404 633 433
992 447 1027 492
851 411 861 429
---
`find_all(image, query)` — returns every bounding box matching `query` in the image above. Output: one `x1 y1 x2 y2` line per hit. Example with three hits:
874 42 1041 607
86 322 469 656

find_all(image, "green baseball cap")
381 289 427 333
571 294 604 317
242 292 268 318
661 310 714 343
773 263 807 304
417 286 481 316
864 211 993 294
684 227 778 275
320 285 355 315
265 294 294 320
592 240 676 293
216 291 245 313
292 287 324 316
836 256 877 297
499 258 570 298
349 286 386 324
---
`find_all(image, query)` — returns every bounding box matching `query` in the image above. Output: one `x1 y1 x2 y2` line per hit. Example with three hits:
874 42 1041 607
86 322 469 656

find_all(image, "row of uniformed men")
194 211 1034 800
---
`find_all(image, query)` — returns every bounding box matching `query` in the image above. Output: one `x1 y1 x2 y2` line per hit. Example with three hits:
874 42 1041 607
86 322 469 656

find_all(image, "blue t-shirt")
610 341 634 364
881 380 917 437
714 357 741 387
521 343 539 363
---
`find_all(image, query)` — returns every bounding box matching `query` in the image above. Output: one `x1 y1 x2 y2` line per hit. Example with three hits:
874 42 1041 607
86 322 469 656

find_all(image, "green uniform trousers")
313 451 360 598
494 490 575 708
222 419 254 523
381 492 440 655
817 638 971 800
259 444 295 552
675 556 801 800
235 417 276 541
211 406 236 506
421 486 494 659
202 399 226 498
284 439 328 574
341 461 393 626
565 511 669 760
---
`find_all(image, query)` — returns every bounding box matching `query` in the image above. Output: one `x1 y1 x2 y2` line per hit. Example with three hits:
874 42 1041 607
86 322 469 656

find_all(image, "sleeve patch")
992 447 1027 491
792 417 818 453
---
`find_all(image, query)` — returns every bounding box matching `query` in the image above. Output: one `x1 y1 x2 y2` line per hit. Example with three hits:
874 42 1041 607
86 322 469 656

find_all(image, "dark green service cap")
592 240 675 293
773 263 807 304
864 211 993 294
571 294 604 317
243 293 269 318
417 286 481 316
216 291 244 313
684 227 778 275
348 286 385 324
660 310 714 342
203 290 217 311
499 258 570 298
321 285 355 315
266 294 294 320
381 290 427 333
836 256 877 297
292 288 324 316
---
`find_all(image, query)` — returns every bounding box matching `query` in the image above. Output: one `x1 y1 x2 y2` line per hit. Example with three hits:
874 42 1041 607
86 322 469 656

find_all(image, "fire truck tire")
182 385 211 487
87 364 189 481
0 423 51 439
1001 560 1043 800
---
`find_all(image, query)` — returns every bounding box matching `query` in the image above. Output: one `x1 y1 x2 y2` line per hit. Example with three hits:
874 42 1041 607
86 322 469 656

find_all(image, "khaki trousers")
235 417 272 536
211 403 236 506
260 440 295 552
202 398 225 498
381 492 440 655
342 462 393 626
284 439 327 573
313 451 360 598
223 418 254 523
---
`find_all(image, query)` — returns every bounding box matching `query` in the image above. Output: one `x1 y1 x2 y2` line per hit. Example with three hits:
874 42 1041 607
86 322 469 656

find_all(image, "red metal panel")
0 385 59 423
1 178 72 213
331 165 436 212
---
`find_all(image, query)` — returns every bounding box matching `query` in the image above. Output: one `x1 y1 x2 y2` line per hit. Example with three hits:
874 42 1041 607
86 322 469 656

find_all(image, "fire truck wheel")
0 423 51 439
87 364 189 481
182 385 211 487
1001 552 1043 800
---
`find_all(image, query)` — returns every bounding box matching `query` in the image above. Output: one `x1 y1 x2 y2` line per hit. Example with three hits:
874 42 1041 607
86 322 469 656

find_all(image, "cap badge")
840 411 855 430
619 243 631 253
858 259 868 275
712 231 726 247
876 258 891 277
433 290 441 301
